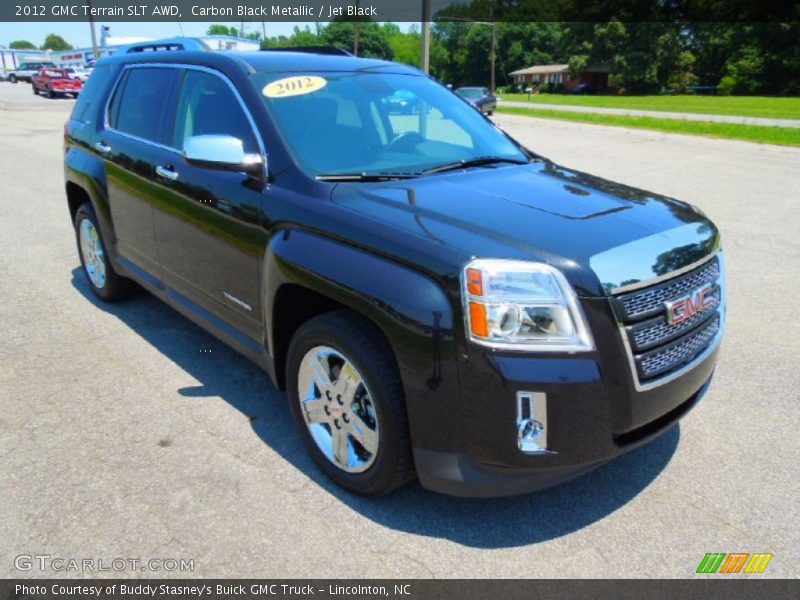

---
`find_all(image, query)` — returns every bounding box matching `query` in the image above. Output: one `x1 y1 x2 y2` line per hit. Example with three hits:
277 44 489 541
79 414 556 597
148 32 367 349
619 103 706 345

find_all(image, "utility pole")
86 0 99 60
489 1 496 92
490 23 496 92
421 0 431 73
353 0 361 56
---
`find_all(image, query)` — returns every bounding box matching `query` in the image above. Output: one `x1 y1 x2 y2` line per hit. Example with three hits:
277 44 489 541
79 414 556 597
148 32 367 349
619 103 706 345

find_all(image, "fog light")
517 391 552 453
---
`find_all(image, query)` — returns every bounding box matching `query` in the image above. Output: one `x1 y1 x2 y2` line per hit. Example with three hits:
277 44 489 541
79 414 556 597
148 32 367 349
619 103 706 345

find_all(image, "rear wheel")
74 203 136 301
286 310 414 496
45 87 53 99
32 85 38 95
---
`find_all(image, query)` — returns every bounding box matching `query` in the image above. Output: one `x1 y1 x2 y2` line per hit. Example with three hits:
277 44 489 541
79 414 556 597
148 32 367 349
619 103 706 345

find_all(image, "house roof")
509 63 613 76
509 64 569 76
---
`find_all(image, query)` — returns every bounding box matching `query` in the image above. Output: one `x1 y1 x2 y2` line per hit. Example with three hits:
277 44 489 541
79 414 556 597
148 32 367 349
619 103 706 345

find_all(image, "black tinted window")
110 67 179 143
173 70 258 153
71 65 113 124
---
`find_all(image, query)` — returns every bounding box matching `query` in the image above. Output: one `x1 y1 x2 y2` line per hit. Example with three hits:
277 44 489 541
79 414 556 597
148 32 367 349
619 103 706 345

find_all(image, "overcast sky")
0 21 415 50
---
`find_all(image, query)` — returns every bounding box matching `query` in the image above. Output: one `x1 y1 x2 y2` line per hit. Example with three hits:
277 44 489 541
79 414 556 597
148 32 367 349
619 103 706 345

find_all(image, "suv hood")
330 160 719 297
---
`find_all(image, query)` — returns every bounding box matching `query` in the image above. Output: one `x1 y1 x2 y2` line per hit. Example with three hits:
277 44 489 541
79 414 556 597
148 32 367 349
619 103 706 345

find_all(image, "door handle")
155 165 179 181
94 141 111 155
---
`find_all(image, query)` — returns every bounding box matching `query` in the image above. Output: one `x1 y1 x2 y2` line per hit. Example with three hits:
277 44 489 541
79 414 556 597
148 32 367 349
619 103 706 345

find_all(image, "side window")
72 64 113 124
173 70 258 154
109 67 179 144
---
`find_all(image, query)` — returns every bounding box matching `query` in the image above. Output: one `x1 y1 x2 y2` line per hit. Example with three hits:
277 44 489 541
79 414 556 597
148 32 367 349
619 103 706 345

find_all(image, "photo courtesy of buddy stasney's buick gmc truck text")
63 39 725 497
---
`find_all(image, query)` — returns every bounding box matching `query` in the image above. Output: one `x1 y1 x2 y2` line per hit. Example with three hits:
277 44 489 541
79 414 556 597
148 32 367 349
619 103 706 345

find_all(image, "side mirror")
183 135 264 178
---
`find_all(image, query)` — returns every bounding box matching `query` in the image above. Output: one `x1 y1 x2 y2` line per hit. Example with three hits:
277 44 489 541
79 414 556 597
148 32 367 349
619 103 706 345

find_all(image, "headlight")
462 259 594 351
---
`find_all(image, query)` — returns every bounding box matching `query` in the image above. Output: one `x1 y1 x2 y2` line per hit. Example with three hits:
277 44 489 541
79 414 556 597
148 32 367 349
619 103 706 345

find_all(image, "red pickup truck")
31 67 83 99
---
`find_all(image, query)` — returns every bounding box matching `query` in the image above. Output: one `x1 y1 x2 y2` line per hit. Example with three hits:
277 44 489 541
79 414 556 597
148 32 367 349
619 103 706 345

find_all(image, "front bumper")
415 373 712 497
410 325 719 497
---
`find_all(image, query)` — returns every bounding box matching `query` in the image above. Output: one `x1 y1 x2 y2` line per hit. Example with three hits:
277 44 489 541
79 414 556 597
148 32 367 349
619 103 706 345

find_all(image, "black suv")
64 43 725 497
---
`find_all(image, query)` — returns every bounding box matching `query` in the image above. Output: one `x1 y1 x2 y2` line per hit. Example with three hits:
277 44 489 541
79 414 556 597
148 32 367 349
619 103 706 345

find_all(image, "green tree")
383 23 420 67
41 34 72 51
9 40 36 50
320 21 392 59
206 24 238 37
260 25 321 49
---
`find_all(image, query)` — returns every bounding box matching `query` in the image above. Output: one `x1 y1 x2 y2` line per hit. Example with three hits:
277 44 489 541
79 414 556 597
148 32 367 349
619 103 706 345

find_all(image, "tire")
286 310 414 496
46 87 53 99
74 203 136 301
32 85 38 95
9 75 17 84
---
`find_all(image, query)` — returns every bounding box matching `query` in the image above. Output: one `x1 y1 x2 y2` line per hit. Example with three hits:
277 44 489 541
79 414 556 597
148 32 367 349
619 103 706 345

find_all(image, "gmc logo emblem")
665 283 717 325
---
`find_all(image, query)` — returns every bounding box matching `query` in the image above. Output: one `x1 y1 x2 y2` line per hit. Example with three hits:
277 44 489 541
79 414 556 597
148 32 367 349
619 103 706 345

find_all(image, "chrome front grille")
638 315 721 379
617 259 721 321
627 285 721 352
614 254 724 389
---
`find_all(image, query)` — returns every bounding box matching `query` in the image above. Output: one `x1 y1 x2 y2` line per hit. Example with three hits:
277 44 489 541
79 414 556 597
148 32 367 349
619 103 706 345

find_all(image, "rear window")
70 64 114 124
108 67 180 144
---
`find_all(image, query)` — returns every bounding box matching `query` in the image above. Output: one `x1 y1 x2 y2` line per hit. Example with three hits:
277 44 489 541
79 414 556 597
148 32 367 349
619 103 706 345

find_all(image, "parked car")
32 67 83 98
455 86 497 115
63 67 91 83
382 89 419 114
64 43 725 498
570 83 599 95
7 61 56 83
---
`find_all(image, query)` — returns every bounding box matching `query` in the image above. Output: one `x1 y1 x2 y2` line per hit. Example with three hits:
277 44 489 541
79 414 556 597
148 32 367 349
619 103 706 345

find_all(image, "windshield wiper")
316 172 420 182
422 156 529 174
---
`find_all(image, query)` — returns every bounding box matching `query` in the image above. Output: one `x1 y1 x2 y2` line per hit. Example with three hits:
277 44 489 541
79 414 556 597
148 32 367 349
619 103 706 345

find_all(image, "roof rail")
123 37 210 54
261 46 353 57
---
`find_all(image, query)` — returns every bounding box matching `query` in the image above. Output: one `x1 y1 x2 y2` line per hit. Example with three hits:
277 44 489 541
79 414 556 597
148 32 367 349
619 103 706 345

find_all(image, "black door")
102 66 181 279
152 68 266 342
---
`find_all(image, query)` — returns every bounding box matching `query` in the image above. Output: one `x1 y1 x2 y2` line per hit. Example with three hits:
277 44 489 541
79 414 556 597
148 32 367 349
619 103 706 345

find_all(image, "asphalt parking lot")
0 80 798 578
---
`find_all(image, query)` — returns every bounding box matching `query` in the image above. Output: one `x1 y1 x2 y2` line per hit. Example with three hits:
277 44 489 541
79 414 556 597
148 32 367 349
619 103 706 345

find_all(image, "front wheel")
286 310 414 496
9 74 17 84
74 203 136 301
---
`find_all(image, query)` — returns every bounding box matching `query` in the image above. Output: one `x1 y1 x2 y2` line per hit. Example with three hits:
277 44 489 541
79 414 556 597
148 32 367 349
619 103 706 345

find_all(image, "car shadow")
71 267 679 549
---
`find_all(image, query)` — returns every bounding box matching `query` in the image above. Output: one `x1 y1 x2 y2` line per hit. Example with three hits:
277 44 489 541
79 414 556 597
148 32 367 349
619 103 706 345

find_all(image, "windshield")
456 88 484 99
254 71 525 177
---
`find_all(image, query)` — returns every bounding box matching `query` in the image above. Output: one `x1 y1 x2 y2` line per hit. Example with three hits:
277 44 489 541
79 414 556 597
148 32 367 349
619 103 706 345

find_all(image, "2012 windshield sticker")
263 76 327 99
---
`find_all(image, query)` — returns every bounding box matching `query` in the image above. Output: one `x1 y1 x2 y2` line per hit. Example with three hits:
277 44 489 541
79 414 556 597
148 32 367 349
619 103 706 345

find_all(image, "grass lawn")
500 94 800 120
496 106 800 147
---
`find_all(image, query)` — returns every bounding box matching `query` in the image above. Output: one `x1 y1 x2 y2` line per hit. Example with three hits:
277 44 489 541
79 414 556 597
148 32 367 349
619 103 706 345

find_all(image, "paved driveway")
0 86 797 578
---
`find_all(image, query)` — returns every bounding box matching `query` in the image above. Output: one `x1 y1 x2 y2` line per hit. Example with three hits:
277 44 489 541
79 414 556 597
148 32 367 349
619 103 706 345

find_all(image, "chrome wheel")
79 218 106 289
296 346 380 473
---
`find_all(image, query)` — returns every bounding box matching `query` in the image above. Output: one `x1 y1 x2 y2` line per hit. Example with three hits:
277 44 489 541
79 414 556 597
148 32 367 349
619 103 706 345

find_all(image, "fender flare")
263 229 461 452
64 146 117 253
